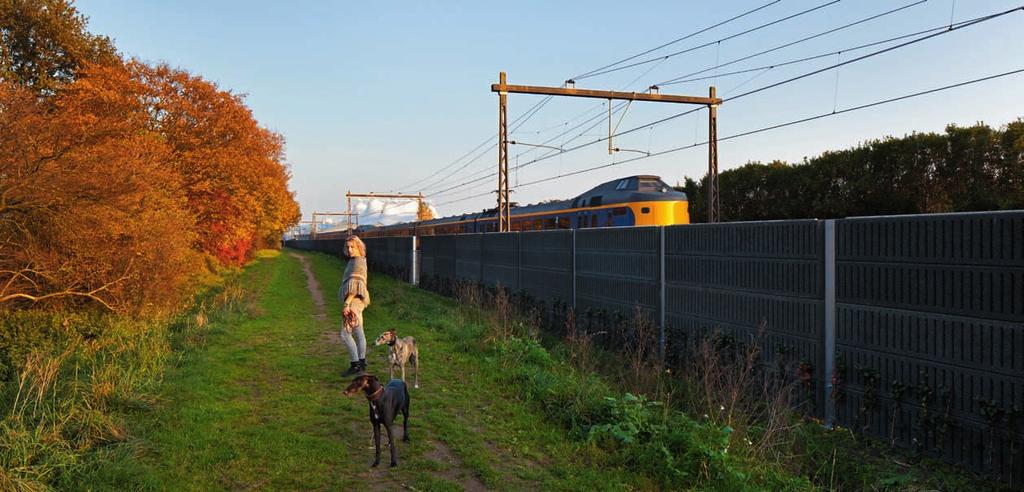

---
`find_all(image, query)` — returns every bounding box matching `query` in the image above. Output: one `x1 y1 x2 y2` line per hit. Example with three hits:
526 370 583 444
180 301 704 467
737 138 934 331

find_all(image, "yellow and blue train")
328 175 689 239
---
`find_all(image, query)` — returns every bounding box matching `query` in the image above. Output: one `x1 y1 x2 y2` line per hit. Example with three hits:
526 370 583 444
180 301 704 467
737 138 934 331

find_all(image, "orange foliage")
1 59 300 312
0 63 197 312
131 62 300 264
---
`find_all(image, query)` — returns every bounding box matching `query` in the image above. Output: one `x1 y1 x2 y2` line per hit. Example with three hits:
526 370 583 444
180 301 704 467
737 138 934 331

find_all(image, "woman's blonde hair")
345 235 367 258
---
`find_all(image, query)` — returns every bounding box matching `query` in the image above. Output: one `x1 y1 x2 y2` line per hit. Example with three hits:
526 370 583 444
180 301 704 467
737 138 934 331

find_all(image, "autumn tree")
417 200 435 221
0 0 117 94
0 63 196 312
1 0 300 312
132 62 299 264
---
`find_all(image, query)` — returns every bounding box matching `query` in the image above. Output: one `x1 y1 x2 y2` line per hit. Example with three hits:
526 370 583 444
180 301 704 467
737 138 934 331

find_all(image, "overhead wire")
656 0 929 86
432 57 675 196
415 96 555 194
513 57 669 160
430 95 646 199
432 3 955 201
659 21 967 86
574 0 843 81
428 102 632 200
435 57 673 196
722 5 1023 103
435 68 1024 205
396 95 552 193
573 4 1023 161
434 4 1024 203
405 1 791 195
544 3 1023 168
570 0 783 80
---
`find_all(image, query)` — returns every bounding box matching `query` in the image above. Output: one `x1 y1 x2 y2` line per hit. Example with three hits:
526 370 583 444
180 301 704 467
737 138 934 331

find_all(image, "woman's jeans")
341 324 366 362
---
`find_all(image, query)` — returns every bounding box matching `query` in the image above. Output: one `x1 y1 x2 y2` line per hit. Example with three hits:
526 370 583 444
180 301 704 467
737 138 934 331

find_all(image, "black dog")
343 374 409 467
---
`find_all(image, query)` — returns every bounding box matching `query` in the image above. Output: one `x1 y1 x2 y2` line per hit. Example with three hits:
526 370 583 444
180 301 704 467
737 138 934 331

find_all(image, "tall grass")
0 269 261 490
439 280 998 490
444 282 813 490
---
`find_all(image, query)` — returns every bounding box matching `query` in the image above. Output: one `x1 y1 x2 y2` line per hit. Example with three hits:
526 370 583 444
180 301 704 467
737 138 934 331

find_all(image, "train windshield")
638 177 669 192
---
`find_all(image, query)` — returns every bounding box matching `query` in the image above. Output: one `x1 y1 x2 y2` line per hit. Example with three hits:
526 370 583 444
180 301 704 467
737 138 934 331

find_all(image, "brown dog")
343 374 409 467
374 329 419 389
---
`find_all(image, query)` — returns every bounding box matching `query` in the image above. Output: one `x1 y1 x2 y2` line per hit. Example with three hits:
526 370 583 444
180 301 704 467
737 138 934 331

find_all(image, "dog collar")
367 385 384 402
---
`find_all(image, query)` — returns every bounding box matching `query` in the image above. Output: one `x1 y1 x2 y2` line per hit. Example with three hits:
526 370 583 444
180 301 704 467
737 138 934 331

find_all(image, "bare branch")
0 264 132 312
1 290 117 311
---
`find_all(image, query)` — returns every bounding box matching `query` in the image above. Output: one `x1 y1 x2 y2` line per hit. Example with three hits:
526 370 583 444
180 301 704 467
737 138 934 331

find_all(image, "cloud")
285 199 439 238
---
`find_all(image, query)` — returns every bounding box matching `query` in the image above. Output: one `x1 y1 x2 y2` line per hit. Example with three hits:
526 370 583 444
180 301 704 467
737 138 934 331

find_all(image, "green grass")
78 249 643 490
61 249 1006 491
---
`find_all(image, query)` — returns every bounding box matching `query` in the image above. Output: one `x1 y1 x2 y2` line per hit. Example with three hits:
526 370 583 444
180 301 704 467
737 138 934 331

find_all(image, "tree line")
680 119 1024 222
1 0 301 313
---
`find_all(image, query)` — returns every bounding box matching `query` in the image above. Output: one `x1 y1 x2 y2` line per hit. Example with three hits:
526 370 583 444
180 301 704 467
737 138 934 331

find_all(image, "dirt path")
290 252 342 354
291 251 490 491
290 252 326 319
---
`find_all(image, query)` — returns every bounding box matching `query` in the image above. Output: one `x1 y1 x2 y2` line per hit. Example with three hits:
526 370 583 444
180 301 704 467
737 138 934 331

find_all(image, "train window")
615 179 629 190
606 213 614 226
639 178 669 192
591 215 598 227
544 218 556 229
590 196 602 206
571 198 580 208
558 217 570 229
641 207 650 214
533 219 543 230
612 207 627 216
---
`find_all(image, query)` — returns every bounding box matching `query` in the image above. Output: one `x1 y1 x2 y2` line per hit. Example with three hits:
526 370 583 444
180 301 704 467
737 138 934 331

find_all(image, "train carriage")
320 175 688 239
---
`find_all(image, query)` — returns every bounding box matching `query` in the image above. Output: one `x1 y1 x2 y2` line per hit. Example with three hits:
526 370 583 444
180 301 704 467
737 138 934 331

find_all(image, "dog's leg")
413 350 419 389
372 422 381 467
400 362 406 383
385 424 398 467
402 388 410 442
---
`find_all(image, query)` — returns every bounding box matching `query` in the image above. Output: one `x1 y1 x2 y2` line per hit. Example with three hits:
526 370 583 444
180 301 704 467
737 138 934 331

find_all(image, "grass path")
87 250 636 491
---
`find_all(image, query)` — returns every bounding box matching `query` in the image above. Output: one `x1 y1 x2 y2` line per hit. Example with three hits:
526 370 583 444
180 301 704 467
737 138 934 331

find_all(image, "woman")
340 235 371 376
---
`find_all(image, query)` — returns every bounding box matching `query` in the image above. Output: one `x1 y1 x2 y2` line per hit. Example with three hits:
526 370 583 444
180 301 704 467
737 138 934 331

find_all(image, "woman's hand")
343 305 351 317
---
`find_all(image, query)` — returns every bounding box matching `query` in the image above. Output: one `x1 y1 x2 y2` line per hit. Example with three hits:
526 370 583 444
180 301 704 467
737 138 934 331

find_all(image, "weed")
563 310 600 377
490 284 514 342
620 307 662 401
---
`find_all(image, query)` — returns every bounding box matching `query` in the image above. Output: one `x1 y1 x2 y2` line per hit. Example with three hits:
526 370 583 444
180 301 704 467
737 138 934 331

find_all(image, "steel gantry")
491 72 723 227
289 220 314 240
310 212 356 238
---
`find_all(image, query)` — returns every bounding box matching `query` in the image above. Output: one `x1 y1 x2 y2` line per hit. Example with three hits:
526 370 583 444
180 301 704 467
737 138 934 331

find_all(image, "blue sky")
77 0 1024 218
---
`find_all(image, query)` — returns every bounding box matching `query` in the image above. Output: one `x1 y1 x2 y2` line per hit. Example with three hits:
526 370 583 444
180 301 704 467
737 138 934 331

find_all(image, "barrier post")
823 220 837 427
410 236 419 286
659 226 667 362
570 229 577 312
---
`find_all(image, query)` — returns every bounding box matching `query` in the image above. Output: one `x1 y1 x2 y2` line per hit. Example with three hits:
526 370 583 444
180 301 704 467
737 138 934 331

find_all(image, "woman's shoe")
342 361 361 377
358 359 367 373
